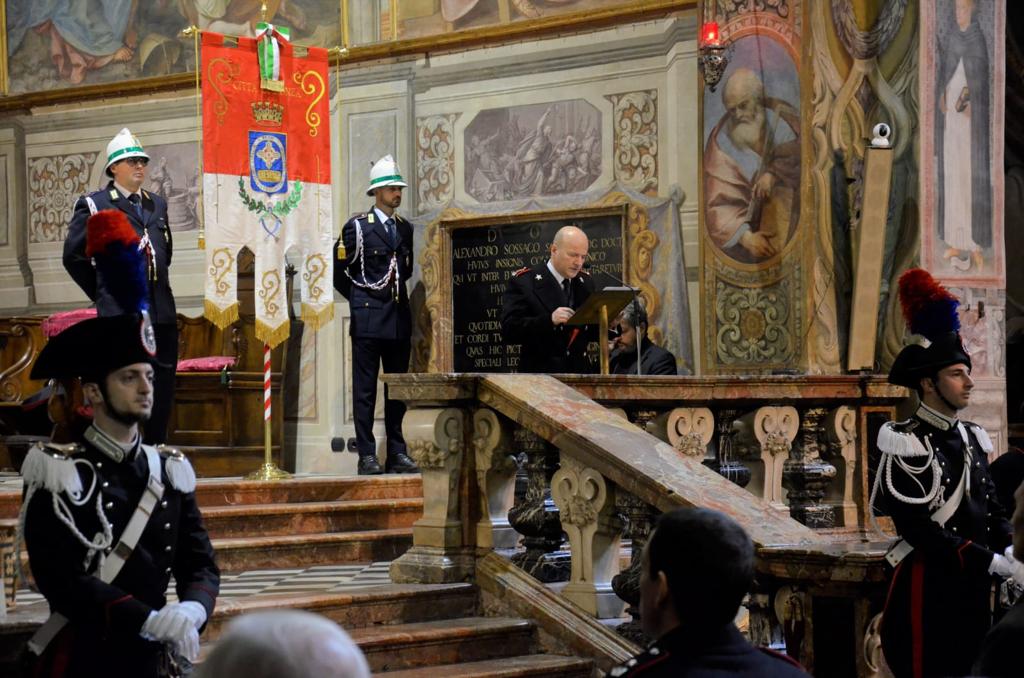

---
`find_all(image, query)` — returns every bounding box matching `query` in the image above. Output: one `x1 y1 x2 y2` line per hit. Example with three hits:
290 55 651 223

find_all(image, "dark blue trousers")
351 336 410 458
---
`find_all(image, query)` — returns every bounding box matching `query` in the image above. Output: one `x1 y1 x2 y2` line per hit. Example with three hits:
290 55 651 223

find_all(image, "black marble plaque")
450 214 625 372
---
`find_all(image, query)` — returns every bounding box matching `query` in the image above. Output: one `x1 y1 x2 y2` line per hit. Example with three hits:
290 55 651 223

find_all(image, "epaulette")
156 445 197 494
608 646 672 676
965 421 994 454
20 442 85 497
877 420 929 457
513 267 530 277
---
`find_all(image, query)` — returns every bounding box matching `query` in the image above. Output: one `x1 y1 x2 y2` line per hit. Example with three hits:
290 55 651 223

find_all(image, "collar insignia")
535 274 542 280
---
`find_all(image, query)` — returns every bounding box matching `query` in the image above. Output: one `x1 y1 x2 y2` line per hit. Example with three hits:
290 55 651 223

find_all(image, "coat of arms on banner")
200 28 333 349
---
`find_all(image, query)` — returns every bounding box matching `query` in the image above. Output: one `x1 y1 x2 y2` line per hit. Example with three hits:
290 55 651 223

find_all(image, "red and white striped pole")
247 342 289 480
264 343 272 424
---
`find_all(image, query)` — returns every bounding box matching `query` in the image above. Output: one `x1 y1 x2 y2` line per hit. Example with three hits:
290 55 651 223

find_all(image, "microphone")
581 261 643 377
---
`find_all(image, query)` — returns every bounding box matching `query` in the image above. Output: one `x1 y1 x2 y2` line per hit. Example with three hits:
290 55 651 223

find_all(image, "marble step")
211 528 413 573
203 584 480 640
0 583 480 674
351 617 536 673
376 654 594 677
194 476 423 508
201 498 423 538
0 475 423 519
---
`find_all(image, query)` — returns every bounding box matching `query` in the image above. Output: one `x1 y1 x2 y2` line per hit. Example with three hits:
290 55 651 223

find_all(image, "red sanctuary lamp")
698 21 729 92
701 21 721 47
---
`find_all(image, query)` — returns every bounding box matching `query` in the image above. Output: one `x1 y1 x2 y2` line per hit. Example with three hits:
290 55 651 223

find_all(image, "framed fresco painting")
920 0 1005 287
0 0 693 109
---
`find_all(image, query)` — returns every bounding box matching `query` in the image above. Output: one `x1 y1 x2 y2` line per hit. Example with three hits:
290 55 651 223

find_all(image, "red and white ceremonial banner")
201 30 333 348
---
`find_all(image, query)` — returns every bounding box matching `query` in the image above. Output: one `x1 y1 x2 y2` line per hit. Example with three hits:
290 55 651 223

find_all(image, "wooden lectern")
568 287 637 374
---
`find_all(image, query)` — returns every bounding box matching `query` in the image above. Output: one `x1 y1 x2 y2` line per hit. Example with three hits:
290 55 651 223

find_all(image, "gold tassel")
301 303 335 331
204 299 239 329
255 318 291 349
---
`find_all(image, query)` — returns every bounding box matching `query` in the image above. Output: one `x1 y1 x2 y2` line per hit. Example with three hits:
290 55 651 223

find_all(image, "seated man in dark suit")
608 298 677 375
609 508 810 677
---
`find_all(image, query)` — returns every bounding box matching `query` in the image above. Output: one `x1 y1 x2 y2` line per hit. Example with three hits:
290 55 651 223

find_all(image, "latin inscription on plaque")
450 214 625 372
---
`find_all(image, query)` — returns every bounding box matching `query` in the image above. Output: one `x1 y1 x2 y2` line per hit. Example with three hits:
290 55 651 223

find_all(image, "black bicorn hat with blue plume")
887 268 971 388
31 210 157 382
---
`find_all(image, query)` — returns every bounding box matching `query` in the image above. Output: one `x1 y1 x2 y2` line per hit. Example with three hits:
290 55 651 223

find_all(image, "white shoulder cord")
868 437 942 535
15 459 114 578
344 218 399 292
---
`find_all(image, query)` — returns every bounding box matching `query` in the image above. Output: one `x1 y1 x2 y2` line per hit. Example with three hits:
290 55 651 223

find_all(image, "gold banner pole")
246 343 290 480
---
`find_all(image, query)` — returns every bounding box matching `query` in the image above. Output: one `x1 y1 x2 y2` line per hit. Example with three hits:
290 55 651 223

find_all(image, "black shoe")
357 455 383 475
385 452 420 474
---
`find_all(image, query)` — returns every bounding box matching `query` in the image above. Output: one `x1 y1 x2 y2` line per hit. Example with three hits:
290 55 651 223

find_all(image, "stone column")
390 407 473 583
783 407 838 528
611 492 658 644
551 455 624 618
823 405 859 528
472 408 519 550
507 428 570 582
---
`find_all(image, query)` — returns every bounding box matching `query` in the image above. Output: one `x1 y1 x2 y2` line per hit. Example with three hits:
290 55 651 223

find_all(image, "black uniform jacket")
63 182 176 324
333 208 414 340
877 407 1012 678
608 624 810 677
24 430 219 676
610 338 678 376
500 262 595 373
974 595 1024 678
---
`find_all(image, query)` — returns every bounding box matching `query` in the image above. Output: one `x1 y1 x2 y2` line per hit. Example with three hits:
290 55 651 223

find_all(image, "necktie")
562 278 572 306
128 193 143 220
385 217 396 245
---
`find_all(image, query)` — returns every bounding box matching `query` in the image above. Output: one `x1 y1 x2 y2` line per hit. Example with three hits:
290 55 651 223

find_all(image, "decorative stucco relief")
416 113 459 211
463 99 601 203
606 90 658 196
28 152 98 243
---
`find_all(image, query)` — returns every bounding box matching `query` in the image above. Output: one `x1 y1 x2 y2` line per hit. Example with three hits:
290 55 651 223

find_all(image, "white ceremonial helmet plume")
366 154 408 196
104 127 150 176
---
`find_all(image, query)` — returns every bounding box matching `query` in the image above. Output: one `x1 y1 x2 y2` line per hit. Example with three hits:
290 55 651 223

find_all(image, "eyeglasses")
122 158 149 168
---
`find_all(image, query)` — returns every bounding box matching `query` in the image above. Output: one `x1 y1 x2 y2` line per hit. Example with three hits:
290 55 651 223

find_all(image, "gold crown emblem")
251 101 284 126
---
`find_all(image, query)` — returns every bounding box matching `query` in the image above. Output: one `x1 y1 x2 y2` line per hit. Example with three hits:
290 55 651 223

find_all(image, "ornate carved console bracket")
473 408 519 550
551 455 623 619
390 407 474 584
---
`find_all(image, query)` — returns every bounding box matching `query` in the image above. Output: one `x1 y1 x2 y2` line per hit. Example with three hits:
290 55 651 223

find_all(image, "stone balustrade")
385 373 903 675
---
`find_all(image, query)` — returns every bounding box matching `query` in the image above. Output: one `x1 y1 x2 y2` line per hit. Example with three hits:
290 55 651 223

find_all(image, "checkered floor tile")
14 561 395 606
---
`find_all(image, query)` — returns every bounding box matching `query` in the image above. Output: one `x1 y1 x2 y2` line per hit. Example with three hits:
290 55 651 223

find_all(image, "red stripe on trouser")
910 559 925 678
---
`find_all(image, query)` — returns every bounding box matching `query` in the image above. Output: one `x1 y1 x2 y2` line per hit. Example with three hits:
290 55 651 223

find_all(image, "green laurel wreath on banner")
237 176 304 219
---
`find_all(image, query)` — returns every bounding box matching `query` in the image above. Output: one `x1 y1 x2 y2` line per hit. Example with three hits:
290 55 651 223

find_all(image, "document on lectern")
567 287 637 326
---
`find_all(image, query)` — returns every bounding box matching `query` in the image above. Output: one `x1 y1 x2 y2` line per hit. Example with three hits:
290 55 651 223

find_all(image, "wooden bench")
168 311 287 477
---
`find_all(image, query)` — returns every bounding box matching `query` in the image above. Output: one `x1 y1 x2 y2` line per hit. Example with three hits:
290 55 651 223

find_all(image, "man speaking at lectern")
501 225 595 373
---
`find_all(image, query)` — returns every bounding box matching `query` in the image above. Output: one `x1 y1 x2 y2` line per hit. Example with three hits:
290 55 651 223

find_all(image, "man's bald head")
550 225 589 279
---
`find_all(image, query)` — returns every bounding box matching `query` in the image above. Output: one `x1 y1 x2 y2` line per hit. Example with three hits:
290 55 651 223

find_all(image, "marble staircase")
0 475 600 677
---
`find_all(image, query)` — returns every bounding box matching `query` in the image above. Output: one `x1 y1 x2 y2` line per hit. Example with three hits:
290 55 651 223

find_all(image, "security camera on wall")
871 123 892 149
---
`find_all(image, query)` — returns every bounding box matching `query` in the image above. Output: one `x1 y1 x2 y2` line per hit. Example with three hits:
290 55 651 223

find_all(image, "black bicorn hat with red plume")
31 210 157 382
887 268 971 388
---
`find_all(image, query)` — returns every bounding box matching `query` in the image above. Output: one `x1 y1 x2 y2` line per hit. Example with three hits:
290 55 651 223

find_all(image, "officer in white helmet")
63 127 178 446
332 155 419 475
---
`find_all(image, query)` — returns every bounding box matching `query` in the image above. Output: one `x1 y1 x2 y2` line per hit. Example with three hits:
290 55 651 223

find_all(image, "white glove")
141 602 205 661
1005 545 1019 561
989 553 1024 583
989 553 1015 578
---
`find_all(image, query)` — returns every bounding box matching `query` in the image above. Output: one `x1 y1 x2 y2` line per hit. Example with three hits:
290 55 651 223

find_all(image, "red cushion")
176 356 237 372
42 309 97 337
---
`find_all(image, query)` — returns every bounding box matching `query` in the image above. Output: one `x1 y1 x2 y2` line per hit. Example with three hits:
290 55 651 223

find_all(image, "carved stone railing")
386 373 903 676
